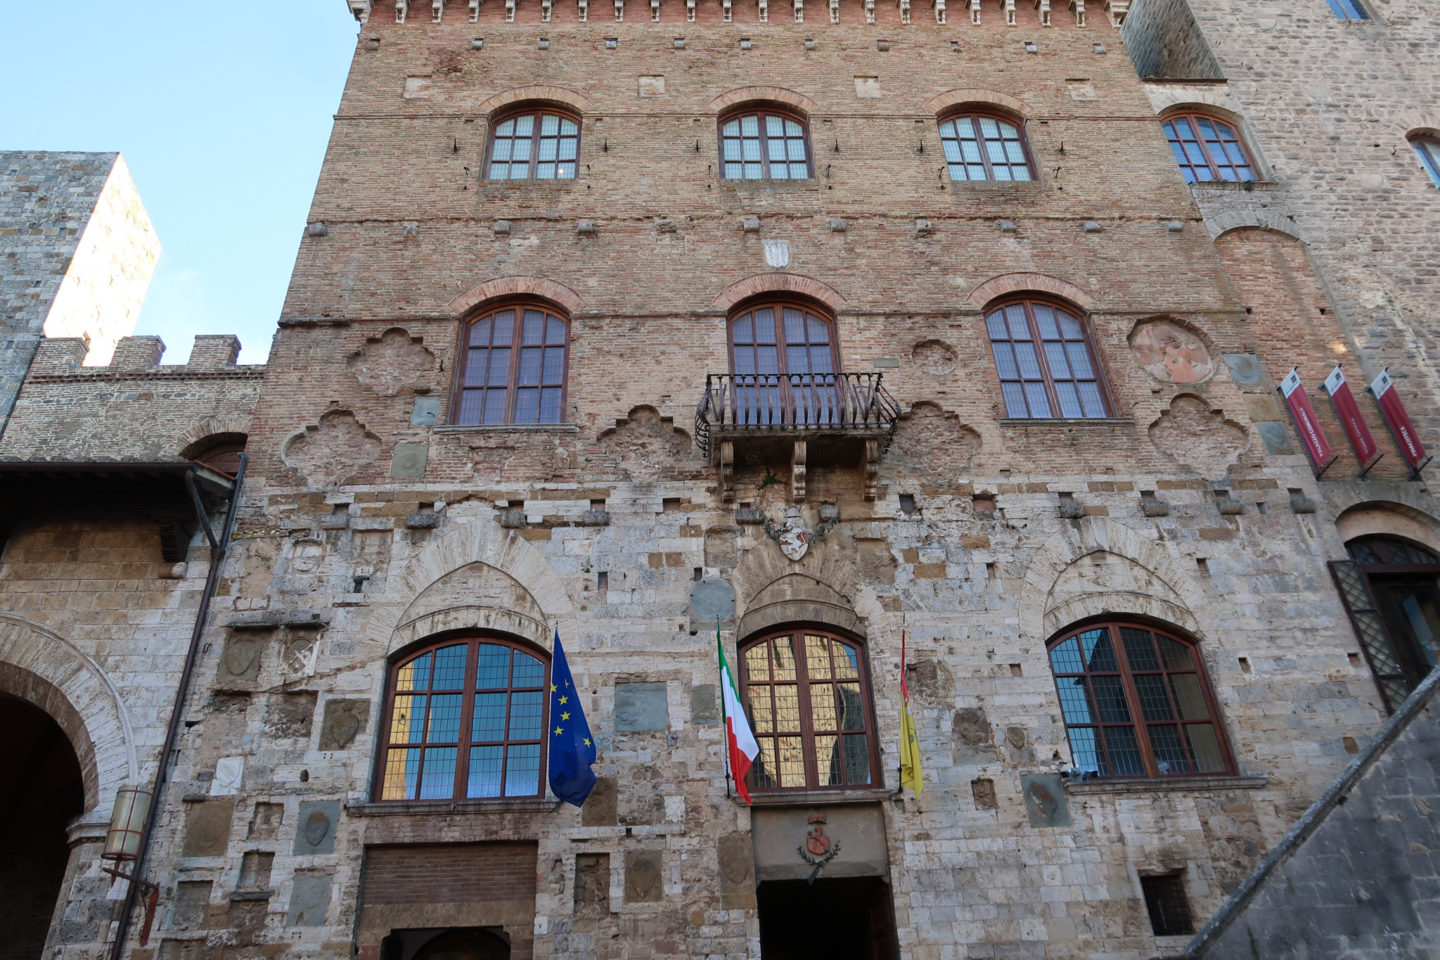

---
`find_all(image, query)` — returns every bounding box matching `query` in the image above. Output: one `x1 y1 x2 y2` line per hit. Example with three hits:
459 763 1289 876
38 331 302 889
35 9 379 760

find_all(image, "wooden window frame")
1161 112 1259 184
937 110 1037 182
985 297 1114 419
727 299 841 377
485 106 582 181
374 635 551 802
1047 620 1236 780
1411 136 1440 187
737 627 883 794
452 302 571 426
718 108 815 181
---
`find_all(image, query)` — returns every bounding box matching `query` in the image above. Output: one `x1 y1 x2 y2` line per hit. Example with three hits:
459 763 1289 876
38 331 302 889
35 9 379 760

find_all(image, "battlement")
29 334 262 377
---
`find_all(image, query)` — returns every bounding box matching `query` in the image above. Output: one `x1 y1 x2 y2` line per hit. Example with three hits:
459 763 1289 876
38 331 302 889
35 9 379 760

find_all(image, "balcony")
695 372 901 502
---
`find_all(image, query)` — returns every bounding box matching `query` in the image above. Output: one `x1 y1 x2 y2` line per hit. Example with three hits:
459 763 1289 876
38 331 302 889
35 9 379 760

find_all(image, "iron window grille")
454 303 570 426
939 112 1035 182
720 110 813 180
985 298 1111 419
376 636 550 801
1048 621 1234 779
486 108 581 180
739 628 881 792
1162 113 1258 184
1141 874 1195 936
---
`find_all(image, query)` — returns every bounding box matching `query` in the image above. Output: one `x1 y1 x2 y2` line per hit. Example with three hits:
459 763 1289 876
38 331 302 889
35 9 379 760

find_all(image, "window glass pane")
1101 727 1145 777
835 644 860 679
817 734 842 785
943 139 962 164
766 115 785 137
741 115 759 136
1015 342 1042 379
509 690 545 739
397 653 431 691
844 734 872 785
774 683 801 731
467 746 503 798
538 138 558 161
742 136 762 160
1010 163 1033 182
511 138 531 163
433 644 467 688
1005 304 1031 339
1056 678 1094 723
476 644 511 689
517 347 543 385
1001 382 1029 418
745 642 770 681
1080 629 1118 671
1049 637 1084 674
456 390 485 425
1123 628 1159 670
1033 305 1059 339
993 166 1013 182
535 162 556 179
427 694 462 742
1157 637 1195 671
383 748 420 800
1054 382 1082 418
514 389 539 423
986 312 1010 340
777 736 805 787
473 692 506 741
513 652 544 688
783 308 806 343
558 139 578 161
1077 381 1107 417
1187 724 1226 772
1066 727 1101 774
542 349 565 383
772 636 798 681
789 161 809 179
1045 342 1072 378
1065 342 1094 377
811 683 838 729
1169 675 1210 720
993 342 1020 380
505 743 541 796
391 694 426 743
722 119 740 136
1023 382 1052 417
838 682 865 730
979 116 1000 138
723 140 741 161
1091 675 1132 723
1134 675 1174 722
540 113 559 135
418 747 457 798
1149 724 1193 774
806 634 832 679
482 391 507 425
961 141 983 163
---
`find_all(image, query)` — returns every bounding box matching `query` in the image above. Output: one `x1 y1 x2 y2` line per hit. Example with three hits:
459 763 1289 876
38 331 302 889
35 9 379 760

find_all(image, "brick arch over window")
1334 498 1440 557
712 274 845 312
476 85 591 118
448 277 587 317
966 273 1094 310
708 85 817 116
1158 106 1260 183
924 88 1033 119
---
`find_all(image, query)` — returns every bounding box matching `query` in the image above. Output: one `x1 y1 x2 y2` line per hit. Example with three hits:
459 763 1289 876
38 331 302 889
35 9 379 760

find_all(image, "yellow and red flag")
899 631 924 797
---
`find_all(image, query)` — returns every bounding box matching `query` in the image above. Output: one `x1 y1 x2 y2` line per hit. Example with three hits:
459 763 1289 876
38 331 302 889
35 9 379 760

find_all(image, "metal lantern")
102 787 152 862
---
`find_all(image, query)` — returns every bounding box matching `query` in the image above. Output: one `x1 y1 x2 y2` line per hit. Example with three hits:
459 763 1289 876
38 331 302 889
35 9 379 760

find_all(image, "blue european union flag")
548 630 597 807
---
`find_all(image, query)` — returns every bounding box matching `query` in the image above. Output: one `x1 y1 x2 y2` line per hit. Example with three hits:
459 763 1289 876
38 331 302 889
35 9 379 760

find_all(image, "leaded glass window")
488 109 580 180
378 637 550 801
939 113 1034 182
455 304 569 425
729 302 839 425
1161 113 1258 184
721 110 812 180
985 299 1110 419
739 629 879 792
1048 622 1232 779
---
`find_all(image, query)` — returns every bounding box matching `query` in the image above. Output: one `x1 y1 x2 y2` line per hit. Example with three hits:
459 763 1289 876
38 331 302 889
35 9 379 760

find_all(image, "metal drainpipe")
108 452 248 960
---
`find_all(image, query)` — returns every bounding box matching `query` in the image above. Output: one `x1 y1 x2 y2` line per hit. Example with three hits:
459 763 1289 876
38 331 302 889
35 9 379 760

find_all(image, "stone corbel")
970 0 981 22
830 0 840 20
1033 0 1049 25
396 0 409 22
794 0 804 21
995 0 1015 24
759 0 769 22
720 441 736 502
1104 0 1127 23
1068 0 1083 24
898 0 910 23
433 0 444 21
349 0 373 22
934 0 946 22
865 0 875 22
863 439 880 502
791 440 808 503
470 0 482 20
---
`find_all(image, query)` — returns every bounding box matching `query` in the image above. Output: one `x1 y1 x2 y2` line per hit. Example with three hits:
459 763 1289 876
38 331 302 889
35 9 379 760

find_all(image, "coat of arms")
773 514 811 561
763 239 791 268
797 812 841 883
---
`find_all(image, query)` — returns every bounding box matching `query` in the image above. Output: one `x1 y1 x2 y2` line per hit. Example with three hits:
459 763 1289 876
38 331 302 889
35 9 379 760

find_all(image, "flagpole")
716 620 734 801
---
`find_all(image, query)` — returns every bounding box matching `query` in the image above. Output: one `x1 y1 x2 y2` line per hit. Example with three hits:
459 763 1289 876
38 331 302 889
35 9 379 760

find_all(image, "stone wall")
1180 670 1440 959
1119 0 1221 80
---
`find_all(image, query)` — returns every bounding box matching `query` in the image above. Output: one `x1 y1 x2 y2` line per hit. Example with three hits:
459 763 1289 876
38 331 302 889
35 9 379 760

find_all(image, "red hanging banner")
1320 365 1382 476
1368 368 1432 475
1279 368 1336 476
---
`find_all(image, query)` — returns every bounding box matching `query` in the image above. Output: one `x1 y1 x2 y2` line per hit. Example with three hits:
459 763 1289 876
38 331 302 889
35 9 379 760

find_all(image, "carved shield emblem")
776 515 811 562
806 821 831 857
763 239 791 268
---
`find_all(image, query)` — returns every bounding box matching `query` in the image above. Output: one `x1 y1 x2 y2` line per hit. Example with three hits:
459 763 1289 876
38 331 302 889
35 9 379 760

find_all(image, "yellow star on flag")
554 726 563 735
559 695 569 704
583 738 592 747
551 684 557 692
561 711 571 720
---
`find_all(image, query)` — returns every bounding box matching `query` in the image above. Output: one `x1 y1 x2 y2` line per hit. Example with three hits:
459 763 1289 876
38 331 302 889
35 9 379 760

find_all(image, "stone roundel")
1129 317 1215 384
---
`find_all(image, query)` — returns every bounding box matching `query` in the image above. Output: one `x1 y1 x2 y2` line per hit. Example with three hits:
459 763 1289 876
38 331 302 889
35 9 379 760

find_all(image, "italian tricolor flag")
718 631 760 803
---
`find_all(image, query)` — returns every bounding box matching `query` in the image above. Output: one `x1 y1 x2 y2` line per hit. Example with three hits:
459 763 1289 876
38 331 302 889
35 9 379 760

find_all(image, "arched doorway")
0 693 86 960
380 927 511 960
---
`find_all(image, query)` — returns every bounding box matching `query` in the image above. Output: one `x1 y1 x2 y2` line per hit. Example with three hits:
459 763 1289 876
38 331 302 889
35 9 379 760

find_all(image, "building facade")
4 0 1439 958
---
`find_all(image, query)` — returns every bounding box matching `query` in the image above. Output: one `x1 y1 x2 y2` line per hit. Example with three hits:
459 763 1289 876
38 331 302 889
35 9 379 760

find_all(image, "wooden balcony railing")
695 372 901 457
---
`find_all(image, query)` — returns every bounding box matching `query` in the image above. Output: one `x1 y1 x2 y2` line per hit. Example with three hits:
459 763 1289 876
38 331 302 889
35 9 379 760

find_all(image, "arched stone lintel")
967 273 1096 311
737 597 862 642
392 606 552 654
1211 215 1305 243
712 274 845 312
1333 490 1440 556
0 616 140 816
709 86 817 116
1042 593 1200 642
476 85 592 118
924 88 1031 119
448 277 588 317
179 417 251 456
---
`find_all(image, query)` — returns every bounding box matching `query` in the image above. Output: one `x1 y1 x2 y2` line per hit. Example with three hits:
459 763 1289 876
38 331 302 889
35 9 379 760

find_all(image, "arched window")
720 109 812 180
1047 621 1233 779
728 300 839 425
454 303 569 425
1410 134 1440 187
939 112 1034 182
486 107 581 180
1161 112 1258 184
1346 535 1440 695
377 637 550 801
985 298 1110 419
738 628 879 792
183 433 247 478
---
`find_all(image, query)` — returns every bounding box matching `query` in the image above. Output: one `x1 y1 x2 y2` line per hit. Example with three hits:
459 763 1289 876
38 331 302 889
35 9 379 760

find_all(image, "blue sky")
2 4 359 364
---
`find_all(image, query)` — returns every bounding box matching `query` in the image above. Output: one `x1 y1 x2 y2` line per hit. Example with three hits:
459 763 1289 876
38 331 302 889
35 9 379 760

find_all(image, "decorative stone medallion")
1129 318 1214 384
763 239 791 268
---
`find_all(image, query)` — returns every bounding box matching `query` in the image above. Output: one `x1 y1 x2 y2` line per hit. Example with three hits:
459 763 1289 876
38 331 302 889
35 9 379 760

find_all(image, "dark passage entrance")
757 876 900 960
0 694 85 960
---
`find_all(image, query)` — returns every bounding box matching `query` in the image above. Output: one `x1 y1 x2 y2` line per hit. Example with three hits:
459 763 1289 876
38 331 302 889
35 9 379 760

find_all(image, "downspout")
108 452 248 960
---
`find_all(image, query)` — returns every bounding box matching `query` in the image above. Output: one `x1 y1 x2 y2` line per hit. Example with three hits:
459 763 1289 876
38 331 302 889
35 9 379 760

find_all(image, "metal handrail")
695 372 901 456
